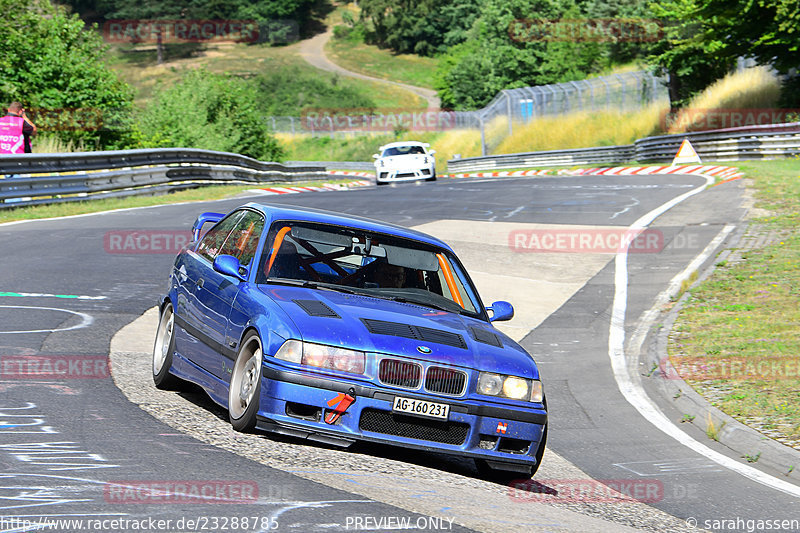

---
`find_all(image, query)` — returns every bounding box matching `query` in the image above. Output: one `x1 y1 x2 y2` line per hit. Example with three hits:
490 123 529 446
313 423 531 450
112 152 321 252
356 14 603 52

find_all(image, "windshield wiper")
267 278 360 295
383 295 463 315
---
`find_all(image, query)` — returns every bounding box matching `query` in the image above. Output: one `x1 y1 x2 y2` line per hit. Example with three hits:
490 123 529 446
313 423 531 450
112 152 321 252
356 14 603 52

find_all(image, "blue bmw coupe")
154 203 547 476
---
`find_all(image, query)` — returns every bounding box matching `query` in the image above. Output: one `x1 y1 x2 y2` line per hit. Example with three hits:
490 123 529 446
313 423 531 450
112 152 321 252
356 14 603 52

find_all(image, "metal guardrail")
448 145 634 173
634 122 800 162
447 122 800 172
0 148 329 208
287 160 374 172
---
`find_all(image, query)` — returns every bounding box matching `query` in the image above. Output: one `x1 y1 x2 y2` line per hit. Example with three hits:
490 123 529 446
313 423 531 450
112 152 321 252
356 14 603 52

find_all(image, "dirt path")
297 29 441 109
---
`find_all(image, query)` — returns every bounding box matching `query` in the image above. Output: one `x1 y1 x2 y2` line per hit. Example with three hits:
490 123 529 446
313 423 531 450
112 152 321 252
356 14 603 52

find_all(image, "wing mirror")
487 301 514 322
213 254 248 281
429 149 436 155
372 154 380 159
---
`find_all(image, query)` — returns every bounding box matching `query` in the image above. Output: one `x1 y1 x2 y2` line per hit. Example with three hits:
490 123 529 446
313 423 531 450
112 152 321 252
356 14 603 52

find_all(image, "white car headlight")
502 376 529 400
478 371 543 403
275 340 366 375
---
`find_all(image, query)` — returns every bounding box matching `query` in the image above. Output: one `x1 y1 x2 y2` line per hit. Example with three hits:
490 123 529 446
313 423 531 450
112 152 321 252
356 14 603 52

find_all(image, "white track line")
608 174 800 497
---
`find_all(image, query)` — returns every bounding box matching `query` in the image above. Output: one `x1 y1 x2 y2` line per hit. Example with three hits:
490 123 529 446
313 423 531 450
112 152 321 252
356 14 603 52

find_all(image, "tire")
228 331 263 432
426 167 437 181
153 303 182 390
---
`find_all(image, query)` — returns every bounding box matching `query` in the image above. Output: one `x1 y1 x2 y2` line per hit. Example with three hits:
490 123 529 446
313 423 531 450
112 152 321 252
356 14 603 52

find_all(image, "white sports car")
373 141 437 185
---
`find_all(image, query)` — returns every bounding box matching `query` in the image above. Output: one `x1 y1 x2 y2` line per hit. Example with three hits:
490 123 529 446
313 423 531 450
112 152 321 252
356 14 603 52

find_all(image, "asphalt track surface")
0 174 798 532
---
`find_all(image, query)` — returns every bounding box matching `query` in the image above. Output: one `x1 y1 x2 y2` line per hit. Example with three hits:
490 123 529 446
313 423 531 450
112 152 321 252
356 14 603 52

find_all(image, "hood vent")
469 326 503 348
362 318 467 349
293 299 340 318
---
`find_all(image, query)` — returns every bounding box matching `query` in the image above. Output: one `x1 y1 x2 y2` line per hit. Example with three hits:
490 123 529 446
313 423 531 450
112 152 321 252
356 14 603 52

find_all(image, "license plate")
392 396 450 420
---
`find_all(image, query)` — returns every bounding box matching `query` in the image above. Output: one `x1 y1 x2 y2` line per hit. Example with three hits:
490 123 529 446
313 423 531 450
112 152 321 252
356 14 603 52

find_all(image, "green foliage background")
0 0 133 148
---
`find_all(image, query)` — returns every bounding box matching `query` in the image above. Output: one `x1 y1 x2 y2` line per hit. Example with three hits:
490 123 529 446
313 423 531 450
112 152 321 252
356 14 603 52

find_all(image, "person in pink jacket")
1 101 37 154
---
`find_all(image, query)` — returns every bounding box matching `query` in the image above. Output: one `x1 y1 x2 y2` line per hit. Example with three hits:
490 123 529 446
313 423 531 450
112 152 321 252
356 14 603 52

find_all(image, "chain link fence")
267 70 669 155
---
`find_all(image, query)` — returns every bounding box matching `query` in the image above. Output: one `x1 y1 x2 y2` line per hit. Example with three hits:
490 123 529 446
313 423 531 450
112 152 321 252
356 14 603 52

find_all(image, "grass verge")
0 180 355 225
278 128 483 173
107 41 424 110
326 35 439 90
668 158 800 448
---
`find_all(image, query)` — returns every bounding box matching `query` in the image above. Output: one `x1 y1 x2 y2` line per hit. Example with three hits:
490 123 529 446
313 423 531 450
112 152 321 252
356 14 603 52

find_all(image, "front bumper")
257 365 547 469
376 166 435 183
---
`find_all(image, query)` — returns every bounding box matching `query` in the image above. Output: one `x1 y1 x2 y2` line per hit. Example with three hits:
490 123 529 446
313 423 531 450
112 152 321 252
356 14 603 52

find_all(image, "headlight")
477 372 503 395
503 376 529 400
478 371 543 403
274 340 365 375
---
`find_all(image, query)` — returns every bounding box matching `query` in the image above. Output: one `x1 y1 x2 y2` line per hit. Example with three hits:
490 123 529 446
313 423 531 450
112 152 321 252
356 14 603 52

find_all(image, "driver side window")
218 211 265 267
195 212 244 262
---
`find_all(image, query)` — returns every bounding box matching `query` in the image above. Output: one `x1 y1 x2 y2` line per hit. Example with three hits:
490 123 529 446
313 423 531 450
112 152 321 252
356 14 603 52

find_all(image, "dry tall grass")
667 66 781 133
494 103 665 154
31 135 86 154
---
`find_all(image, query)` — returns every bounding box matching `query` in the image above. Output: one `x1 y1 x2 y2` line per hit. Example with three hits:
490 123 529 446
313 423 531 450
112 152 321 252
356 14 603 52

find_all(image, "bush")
250 67 375 116
0 0 133 150
135 70 284 161
332 22 366 43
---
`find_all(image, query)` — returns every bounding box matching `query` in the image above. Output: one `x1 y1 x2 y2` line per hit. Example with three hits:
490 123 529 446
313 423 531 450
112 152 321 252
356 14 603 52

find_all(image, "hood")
258 285 539 379
377 154 430 169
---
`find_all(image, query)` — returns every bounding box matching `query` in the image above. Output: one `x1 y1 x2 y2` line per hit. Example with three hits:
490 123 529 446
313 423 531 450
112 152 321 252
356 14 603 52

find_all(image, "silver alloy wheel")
153 306 174 375
229 338 262 420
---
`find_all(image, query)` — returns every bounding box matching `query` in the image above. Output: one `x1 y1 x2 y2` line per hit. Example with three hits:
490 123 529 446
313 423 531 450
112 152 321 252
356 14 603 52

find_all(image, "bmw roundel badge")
417 346 432 354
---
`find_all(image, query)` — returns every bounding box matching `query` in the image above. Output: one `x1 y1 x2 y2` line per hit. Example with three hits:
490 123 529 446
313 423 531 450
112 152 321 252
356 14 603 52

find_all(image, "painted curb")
326 170 374 178
564 164 744 181
249 180 371 196
447 169 552 178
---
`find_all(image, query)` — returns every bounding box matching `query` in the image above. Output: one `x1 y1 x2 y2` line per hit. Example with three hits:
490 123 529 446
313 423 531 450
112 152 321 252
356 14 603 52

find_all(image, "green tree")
435 0 607 109
359 0 481 56
135 70 284 161
0 0 133 149
648 0 799 107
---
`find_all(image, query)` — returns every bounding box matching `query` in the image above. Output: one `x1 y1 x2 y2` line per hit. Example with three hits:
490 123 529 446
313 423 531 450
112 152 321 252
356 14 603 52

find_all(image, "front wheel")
228 331 263 432
153 303 181 390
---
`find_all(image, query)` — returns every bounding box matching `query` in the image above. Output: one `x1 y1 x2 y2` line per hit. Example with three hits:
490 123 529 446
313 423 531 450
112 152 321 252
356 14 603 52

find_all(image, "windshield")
256 221 481 317
382 145 426 157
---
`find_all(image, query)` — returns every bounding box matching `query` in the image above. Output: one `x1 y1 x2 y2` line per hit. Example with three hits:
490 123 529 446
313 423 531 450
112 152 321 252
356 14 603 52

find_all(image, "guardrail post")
506 91 513 136
480 115 487 156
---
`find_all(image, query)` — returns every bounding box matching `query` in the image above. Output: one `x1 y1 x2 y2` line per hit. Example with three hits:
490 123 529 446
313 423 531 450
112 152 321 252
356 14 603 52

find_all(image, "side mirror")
429 150 436 155
372 154 380 159
213 254 247 281
487 301 514 322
